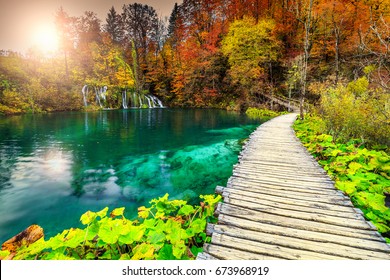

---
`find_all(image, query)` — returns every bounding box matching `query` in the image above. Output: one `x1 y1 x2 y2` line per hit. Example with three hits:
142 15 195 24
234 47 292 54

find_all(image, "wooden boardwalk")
197 113 390 260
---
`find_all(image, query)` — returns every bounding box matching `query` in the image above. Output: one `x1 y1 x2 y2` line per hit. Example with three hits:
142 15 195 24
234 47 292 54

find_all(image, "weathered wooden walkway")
197 113 390 260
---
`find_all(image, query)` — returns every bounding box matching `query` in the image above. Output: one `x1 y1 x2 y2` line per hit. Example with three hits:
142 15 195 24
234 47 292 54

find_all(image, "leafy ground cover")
294 115 390 242
0 194 221 260
246 107 287 119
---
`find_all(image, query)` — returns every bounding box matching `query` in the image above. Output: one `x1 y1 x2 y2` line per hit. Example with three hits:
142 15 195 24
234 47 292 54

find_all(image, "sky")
0 0 182 53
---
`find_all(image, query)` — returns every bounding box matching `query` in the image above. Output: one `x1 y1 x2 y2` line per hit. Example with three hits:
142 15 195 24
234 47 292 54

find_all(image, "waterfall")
128 94 164 108
81 85 107 108
82 85 88 107
151 95 164 108
145 95 152 108
81 85 165 109
95 88 102 108
100 86 107 102
122 90 128 109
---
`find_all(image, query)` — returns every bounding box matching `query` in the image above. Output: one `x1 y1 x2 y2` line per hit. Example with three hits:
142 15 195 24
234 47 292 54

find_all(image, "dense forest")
0 0 389 142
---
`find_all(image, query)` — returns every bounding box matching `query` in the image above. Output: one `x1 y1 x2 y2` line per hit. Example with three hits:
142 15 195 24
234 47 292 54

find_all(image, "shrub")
319 77 390 146
245 107 286 119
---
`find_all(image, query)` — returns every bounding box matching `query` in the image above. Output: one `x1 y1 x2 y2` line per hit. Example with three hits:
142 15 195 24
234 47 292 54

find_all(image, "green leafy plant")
1 194 221 260
246 107 286 119
318 77 390 146
294 115 390 241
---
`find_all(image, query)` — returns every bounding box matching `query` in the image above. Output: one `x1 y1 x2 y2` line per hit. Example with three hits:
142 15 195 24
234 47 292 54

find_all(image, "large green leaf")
131 243 155 260
147 230 166 244
80 211 97 225
348 162 363 175
189 218 207 234
118 225 145 244
138 206 150 219
178 205 195 216
172 240 187 259
111 207 125 217
156 244 175 260
62 228 85 248
98 218 123 244
336 181 356 195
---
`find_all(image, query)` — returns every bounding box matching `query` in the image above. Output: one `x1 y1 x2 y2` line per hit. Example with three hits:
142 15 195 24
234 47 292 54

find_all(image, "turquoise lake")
0 109 262 243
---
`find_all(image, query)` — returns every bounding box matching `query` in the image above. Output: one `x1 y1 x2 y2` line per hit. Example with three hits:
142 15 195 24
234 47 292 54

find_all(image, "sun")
33 25 59 53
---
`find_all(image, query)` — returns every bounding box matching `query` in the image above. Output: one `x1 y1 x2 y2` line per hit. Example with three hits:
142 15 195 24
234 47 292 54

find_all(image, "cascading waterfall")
146 95 152 108
82 85 107 108
122 90 128 109
82 85 164 109
95 86 107 108
152 96 164 107
127 93 164 108
81 85 89 107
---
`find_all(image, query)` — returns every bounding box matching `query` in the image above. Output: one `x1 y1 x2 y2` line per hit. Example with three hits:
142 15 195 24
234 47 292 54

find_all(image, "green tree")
168 3 180 39
221 16 280 107
104 6 124 44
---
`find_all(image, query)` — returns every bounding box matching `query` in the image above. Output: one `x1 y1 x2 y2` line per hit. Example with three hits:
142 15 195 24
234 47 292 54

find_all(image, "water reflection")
0 109 261 243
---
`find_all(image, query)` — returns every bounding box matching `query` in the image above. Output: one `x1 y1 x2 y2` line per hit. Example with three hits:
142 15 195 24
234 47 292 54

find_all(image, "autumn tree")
221 17 280 108
358 4 390 93
89 35 136 108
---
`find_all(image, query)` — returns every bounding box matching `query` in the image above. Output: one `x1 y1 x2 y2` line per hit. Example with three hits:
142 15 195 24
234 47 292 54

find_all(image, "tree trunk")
64 51 69 79
335 28 340 85
300 0 314 120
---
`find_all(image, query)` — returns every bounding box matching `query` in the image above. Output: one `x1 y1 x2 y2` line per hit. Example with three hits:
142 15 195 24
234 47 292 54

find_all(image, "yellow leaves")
348 162 364 175
131 243 155 260
138 206 151 219
221 16 280 90
110 207 125 217
347 77 369 97
90 40 135 89
319 79 390 144
80 210 97 225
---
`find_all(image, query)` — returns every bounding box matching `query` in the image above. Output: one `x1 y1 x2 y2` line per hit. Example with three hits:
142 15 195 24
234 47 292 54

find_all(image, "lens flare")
33 25 58 53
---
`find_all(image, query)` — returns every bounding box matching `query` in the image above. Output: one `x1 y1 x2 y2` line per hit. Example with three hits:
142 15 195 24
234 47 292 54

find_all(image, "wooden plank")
221 188 356 215
217 214 390 253
220 186 357 213
210 224 390 260
227 178 339 195
216 200 372 230
196 252 219 260
209 233 346 260
222 191 365 220
235 164 331 178
224 183 353 206
233 160 329 173
216 203 381 239
202 244 283 260
234 166 333 183
234 159 322 171
233 171 335 188
232 172 335 188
